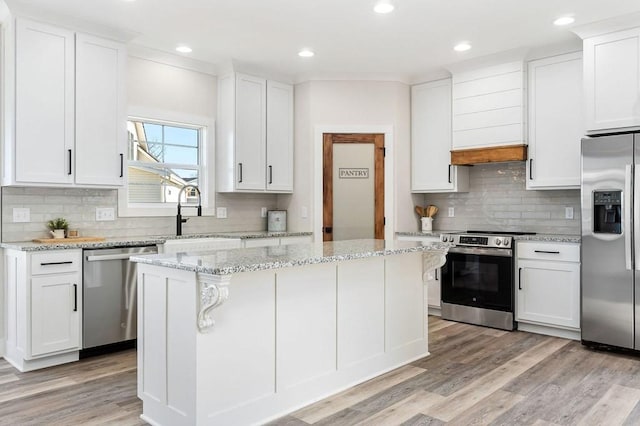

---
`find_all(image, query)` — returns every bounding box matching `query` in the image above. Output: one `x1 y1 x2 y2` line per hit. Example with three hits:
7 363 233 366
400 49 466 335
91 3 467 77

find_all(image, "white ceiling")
5 0 640 81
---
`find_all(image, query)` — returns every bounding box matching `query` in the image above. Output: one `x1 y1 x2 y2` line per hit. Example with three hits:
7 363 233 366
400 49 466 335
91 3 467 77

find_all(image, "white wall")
128 56 217 119
279 80 420 237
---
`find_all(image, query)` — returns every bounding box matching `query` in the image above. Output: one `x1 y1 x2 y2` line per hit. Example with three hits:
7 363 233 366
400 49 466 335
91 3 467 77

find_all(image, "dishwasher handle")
86 250 157 262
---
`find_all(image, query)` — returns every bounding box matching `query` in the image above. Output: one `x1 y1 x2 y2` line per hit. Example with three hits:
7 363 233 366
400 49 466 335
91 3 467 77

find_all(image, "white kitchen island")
131 239 449 426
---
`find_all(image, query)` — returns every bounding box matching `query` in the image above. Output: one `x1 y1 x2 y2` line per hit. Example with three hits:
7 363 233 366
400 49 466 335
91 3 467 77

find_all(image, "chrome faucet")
176 185 202 236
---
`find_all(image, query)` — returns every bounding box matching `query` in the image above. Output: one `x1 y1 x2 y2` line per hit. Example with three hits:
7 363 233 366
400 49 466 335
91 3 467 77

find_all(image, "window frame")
118 109 215 218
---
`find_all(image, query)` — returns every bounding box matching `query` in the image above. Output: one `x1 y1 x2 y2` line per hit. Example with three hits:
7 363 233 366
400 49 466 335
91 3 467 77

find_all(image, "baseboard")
4 348 79 372
517 321 580 340
428 306 441 316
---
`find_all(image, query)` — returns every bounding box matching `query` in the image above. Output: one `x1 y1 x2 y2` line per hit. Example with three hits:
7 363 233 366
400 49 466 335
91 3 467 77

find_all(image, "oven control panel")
440 234 512 249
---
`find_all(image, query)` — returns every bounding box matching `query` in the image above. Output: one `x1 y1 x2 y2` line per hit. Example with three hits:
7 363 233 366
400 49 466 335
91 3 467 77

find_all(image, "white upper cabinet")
75 33 126 186
217 72 294 193
411 79 469 193
14 19 75 185
235 74 267 191
526 52 583 190
4 18 126 187
451 62 525 150
583 27 640 133
266 80 294 192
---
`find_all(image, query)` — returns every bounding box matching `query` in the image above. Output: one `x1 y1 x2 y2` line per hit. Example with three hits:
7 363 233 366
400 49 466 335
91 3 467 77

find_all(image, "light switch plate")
261 207 267 218
13 207 30 223
96 207 115 221
565 207 574 219
217 207 227 219
301 206 308 219
448 207 455 217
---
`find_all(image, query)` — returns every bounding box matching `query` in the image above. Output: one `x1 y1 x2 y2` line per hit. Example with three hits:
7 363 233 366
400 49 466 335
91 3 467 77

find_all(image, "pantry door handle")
68 149 72 175
518 267 522 290
120 153 124 177
73 284 78 312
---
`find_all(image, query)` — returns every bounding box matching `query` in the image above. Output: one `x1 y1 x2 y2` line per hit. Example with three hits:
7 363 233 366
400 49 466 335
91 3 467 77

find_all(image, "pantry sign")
338 168 369 179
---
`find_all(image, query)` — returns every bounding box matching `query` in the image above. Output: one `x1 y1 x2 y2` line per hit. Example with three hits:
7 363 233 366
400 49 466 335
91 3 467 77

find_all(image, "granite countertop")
130 239 451 275
514 234 581 243
0 231 313 251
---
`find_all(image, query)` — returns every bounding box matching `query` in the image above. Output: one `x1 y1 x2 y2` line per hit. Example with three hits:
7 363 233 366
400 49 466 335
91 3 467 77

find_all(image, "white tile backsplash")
1 187 278 242
422 162 581 235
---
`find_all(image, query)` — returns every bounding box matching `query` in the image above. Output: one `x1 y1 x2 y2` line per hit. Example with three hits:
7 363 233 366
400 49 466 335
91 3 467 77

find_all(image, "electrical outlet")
301 206 308 219
261 207 267 218
565 207 574 219
13 207 30 223
448 207 455 217
217 207 227 219
96 207 115 221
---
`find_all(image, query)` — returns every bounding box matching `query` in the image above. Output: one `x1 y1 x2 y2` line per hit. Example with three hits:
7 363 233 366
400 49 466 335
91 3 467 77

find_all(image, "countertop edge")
0 231 314 251
131 242 451 275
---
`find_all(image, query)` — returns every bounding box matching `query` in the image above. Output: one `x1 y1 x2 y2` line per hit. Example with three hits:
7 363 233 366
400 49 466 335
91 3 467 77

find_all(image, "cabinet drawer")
517 242 579 262
31 250 82 275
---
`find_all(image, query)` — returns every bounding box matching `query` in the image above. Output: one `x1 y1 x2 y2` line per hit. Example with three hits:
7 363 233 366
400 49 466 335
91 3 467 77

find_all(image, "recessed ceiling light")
374 1 394 14
298 49 314 58
176 45 192 53
553 16 575 26
454 42 472 52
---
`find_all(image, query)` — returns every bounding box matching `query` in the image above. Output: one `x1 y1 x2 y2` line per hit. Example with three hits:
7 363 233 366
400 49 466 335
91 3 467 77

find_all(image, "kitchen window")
118 115 214 217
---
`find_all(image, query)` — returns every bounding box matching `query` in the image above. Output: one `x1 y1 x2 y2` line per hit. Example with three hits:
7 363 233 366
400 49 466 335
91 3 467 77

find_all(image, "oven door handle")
448 246 513 257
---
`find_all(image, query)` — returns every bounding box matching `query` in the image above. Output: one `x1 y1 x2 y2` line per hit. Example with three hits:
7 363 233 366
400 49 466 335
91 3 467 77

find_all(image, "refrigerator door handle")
635 164 640 271
626 164 633 271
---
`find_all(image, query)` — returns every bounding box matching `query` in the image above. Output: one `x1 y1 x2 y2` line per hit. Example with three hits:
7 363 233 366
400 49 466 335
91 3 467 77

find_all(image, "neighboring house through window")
118 115 214 217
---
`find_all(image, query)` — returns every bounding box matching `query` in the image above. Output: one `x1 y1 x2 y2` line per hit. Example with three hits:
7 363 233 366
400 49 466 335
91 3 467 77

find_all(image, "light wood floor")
2 317 640 425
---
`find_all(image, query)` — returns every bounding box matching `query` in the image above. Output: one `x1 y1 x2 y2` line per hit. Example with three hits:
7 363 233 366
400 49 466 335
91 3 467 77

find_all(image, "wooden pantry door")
322 133 385 242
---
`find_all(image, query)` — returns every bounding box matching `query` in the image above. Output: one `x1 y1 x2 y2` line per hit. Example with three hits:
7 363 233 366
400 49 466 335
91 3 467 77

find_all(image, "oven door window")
441 252 513 311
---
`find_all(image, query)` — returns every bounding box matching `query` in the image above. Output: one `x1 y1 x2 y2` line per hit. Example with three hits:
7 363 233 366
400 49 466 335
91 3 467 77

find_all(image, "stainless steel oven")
439 231 534 330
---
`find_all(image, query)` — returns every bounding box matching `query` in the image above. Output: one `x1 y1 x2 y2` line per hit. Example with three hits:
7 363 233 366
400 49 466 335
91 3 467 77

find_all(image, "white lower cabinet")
515 241 580 339
31 273 81 356
4 249 82 371
396 235 441 313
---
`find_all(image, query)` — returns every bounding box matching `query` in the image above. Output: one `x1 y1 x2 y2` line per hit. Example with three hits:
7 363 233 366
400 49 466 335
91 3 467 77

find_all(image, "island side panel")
337 257 385 369
276 263 337 391
385 252 428 355
137 264 197 425
197 269 277 421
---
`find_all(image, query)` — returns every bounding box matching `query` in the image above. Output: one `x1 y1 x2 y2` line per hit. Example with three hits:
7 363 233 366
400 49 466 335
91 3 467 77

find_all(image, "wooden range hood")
450 144 528 166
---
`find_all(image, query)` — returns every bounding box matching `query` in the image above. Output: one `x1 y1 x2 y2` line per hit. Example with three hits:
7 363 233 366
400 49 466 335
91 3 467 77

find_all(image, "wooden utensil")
415 206 425 217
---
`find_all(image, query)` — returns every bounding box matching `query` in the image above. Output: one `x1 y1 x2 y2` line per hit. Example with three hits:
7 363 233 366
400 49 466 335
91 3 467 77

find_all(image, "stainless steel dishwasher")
82 245 158 350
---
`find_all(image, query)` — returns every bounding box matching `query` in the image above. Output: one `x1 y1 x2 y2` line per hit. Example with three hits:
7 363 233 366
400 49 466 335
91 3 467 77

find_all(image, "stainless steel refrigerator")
582 133 640 350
